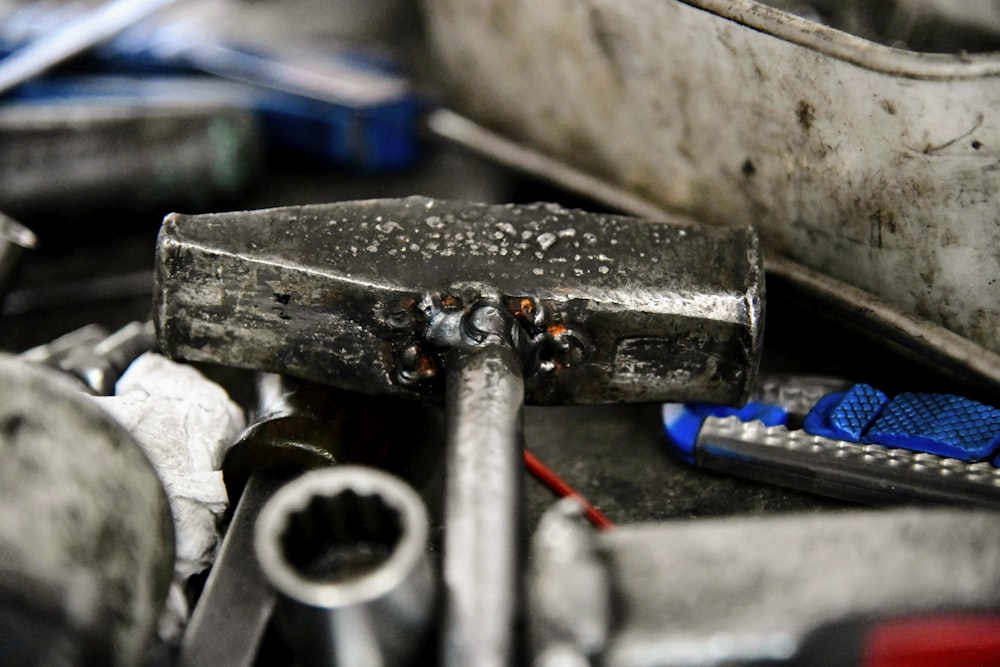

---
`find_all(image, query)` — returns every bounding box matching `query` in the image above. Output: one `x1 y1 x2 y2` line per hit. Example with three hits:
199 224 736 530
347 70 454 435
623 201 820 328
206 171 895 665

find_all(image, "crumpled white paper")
92 352 246 641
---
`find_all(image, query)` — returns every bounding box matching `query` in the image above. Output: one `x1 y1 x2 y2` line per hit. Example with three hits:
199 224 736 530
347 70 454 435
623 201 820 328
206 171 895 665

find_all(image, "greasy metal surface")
0 354 174 666
420 0 1000 356
155 196 763 405
442 345 523 667
529 501 1000 666
255 466 435 667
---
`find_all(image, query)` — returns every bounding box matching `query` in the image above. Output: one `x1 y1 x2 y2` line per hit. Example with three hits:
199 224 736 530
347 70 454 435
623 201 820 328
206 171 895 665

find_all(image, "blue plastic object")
802 383 889 442
864 392 1000 462
666 381 1000 466
662 401 789 463
0 9 426 171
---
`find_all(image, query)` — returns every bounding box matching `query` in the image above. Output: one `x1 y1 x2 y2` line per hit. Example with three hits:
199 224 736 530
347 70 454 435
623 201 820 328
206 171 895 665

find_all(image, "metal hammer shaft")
443 345 524 666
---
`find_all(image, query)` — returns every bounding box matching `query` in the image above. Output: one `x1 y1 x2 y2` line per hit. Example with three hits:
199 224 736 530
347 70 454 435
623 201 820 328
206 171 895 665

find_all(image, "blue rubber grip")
864 393 1000 462
802 384 889 442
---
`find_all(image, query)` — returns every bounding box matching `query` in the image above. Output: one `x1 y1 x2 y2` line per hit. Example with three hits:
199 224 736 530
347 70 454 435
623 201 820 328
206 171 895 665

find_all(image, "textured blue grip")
864 393 1000 462
803 384 888 442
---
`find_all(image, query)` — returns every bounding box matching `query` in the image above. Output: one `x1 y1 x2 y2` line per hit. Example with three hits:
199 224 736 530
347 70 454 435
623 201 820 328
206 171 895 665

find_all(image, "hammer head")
155 196 763 405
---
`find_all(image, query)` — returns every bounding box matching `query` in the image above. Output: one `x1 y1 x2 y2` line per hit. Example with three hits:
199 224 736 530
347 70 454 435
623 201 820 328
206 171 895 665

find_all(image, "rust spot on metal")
796 100 815 131
547 323 568 337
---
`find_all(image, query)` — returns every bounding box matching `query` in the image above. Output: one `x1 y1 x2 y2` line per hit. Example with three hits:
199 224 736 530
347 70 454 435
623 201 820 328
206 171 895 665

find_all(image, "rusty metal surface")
420 0 1000 356
154 196 763 406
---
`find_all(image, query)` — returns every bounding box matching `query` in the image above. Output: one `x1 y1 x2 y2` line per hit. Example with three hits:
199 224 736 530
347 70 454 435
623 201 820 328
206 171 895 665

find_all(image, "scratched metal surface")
420 0 1000 357
155 197 763 405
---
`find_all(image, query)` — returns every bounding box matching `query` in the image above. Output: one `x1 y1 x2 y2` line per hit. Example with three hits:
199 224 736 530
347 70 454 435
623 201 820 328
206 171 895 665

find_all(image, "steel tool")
0 353 174 667
0 211 35 304
178 372 436 666
20 320 156 395
528 498 1000 667
255 465 436 667
154 195 764 666
0 95 261 220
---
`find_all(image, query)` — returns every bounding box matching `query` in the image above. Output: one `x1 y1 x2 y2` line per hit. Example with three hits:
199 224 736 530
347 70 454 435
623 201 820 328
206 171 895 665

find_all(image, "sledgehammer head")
154 196 763 405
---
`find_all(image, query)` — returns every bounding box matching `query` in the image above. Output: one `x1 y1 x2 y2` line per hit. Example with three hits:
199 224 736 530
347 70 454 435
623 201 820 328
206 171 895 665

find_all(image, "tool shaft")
442 344 524 667
177 471 286 667
0 0 180 96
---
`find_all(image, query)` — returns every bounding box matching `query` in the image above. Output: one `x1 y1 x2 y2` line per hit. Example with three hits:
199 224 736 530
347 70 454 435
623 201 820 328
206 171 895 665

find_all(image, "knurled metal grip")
154 196 763 406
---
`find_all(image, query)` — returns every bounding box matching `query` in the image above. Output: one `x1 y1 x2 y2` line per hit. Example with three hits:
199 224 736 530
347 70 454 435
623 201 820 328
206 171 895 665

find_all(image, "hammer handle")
442 343 524 667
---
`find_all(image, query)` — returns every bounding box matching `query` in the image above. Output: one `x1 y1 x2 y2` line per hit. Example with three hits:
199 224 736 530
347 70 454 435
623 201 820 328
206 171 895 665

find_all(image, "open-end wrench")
177 372 435 666
154 196 764 665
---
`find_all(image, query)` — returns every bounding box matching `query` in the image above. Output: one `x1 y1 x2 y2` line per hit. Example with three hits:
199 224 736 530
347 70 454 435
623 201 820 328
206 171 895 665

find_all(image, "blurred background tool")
0 210 34 304
0 91 262 222
528 499 1000 667
791 611 1000 667
19 319 154 394
0 353 174 667
0 0 181 95
255 466 436 667
0 0 427 172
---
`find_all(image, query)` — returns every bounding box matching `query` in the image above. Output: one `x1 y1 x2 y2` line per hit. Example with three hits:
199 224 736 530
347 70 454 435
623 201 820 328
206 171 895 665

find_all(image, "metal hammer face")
154 196 763 406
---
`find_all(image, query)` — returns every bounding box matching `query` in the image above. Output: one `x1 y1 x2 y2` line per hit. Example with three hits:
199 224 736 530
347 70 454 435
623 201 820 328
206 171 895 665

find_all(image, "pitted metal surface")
155 196 763 405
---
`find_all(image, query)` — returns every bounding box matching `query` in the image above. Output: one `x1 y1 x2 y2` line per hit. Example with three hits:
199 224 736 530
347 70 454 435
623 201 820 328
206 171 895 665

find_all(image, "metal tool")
0 211 35 304
0 353 174 667
528 498 1000 667
662 375 1000 508
20 320 156 395
154 195 764 666
0 95 261 220
0 2 425 171
0 0 182 96
255 465 436 667
178 373 435 666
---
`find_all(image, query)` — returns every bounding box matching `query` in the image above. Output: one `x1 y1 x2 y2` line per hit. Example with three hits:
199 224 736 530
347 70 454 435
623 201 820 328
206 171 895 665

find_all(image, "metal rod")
0 0 181 96
442 343 524 667
177 471 287 667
